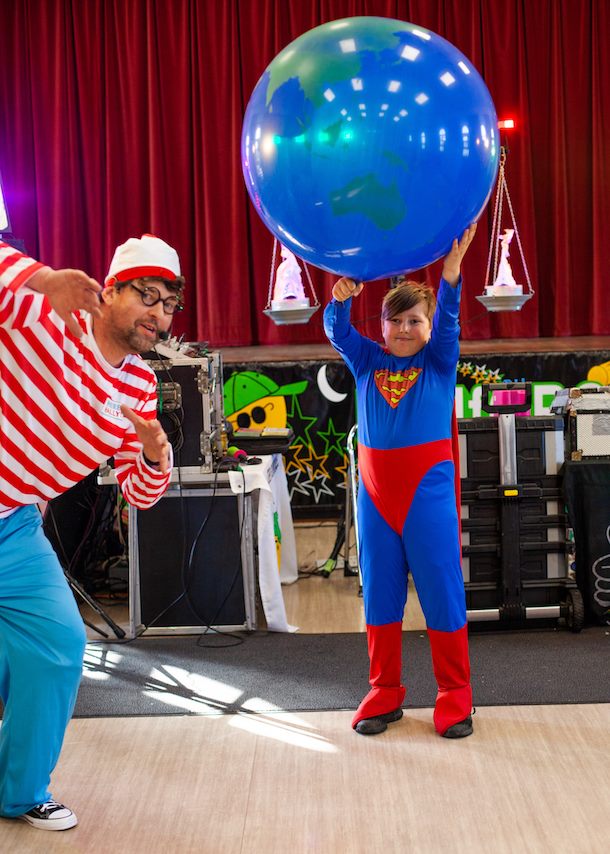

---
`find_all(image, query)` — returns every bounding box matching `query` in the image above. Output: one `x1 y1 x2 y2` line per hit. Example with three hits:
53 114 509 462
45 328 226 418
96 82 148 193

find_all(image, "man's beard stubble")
117 323 161 355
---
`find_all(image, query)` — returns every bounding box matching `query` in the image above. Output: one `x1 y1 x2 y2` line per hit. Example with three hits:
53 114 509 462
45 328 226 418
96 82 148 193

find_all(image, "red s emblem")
374 368 422 408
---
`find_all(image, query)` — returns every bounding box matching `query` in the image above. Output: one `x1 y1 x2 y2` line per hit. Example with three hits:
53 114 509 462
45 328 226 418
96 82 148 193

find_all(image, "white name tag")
103 398 123 420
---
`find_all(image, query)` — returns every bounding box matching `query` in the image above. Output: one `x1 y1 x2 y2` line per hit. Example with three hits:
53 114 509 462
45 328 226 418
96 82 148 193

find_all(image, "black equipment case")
458 383 584 630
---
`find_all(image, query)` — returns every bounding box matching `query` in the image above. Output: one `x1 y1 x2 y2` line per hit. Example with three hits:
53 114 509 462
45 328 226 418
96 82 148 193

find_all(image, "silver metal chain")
484 147 534 295
266 238 279 309
267 237 320 308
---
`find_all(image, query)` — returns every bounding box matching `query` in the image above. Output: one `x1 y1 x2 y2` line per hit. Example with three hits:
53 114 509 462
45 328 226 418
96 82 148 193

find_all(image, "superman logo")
374 368 422 408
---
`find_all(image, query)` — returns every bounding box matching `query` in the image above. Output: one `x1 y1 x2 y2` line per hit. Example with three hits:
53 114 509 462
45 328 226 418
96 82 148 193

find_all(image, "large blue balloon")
242 17 499 281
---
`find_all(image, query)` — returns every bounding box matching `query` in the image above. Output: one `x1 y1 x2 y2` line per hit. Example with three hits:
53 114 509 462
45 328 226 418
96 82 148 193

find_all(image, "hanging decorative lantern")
477 145 534 312
263 239 320 325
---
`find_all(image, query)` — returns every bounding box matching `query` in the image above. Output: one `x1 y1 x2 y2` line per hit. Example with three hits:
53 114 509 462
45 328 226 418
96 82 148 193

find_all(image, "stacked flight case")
98 346 258 637
459 383 583 630
144 347 225 475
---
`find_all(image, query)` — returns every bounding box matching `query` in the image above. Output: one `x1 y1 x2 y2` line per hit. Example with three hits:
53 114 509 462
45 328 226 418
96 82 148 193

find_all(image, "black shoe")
354 707 403 736
442 715 473 739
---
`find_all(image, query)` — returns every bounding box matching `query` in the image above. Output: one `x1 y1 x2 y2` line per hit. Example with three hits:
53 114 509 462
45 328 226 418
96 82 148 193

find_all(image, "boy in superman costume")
324 225 477 737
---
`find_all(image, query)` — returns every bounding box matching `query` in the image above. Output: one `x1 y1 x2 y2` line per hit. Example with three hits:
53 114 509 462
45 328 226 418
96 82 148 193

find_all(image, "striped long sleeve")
0 241 171 516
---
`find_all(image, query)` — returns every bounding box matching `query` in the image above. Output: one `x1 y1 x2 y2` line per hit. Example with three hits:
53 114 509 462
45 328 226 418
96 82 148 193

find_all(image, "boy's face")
381 303 432 357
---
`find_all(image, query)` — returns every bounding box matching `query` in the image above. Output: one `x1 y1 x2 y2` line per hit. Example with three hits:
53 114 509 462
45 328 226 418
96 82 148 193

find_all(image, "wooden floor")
1 705 607 853
286 521 427 633
0 526 607 853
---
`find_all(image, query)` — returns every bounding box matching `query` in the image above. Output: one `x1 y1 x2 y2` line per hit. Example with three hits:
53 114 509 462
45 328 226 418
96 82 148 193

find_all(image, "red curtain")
0 0 607 346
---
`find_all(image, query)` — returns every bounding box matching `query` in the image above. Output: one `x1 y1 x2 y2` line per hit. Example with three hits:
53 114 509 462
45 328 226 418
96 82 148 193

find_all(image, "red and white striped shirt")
0 241 171 517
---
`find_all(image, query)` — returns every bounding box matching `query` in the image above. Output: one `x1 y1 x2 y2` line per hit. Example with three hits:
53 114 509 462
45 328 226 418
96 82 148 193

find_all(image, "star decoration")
287 467 313 499
287 397 318 447
487 368 505 383
471 364 489 384
286 466 336 503
317 417 347 456
285 443 311 475
299 445 332 481
308 473 336 503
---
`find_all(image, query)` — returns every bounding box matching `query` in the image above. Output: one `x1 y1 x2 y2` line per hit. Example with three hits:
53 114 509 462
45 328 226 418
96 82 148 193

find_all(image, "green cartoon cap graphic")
224 371 307 417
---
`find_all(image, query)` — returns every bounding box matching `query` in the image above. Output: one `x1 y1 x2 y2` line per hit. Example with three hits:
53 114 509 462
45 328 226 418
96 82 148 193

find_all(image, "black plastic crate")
458 416 564 482
458 415 570 615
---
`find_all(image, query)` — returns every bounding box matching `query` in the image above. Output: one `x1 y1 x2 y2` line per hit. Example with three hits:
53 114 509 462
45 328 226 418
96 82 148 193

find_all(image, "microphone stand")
65 569 126 639
44 499 126 640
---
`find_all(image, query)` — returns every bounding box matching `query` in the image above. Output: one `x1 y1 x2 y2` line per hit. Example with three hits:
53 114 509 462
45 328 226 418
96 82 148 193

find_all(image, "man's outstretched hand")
28 266 102 337
121 406 171 473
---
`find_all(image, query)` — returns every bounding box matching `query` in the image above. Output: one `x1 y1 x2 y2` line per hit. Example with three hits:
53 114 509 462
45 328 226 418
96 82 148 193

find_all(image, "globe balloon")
242 17 499 281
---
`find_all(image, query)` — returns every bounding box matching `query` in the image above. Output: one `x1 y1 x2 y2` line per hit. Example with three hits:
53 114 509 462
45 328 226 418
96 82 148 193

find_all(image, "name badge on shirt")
103 398 123 420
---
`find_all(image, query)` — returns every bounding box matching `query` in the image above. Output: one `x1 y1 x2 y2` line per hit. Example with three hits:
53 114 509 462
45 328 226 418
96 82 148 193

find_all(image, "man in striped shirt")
0 234 183 831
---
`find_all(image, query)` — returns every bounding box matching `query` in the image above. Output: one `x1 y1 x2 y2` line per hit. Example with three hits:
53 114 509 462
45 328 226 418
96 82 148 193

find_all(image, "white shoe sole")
18 813 78 831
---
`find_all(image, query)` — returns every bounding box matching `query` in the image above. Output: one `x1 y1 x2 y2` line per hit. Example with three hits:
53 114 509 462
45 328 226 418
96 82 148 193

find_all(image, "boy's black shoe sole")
354 707 404 736
442 715 473 739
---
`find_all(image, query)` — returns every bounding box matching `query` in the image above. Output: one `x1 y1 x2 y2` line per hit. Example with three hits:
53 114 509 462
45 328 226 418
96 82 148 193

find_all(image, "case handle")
480 382 532 415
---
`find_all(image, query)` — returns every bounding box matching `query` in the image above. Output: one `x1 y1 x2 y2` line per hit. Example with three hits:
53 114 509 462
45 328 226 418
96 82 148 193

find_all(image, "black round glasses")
125 282 183 315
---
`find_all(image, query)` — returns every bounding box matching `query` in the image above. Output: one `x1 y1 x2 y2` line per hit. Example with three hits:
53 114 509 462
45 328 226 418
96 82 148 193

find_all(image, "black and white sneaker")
19 799 77 831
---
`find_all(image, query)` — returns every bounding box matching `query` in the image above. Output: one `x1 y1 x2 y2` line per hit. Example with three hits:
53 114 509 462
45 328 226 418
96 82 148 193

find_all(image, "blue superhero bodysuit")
324 279 471 733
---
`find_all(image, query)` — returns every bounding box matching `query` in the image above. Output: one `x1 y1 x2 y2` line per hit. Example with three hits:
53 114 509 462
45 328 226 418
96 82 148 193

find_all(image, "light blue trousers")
0 505 86 817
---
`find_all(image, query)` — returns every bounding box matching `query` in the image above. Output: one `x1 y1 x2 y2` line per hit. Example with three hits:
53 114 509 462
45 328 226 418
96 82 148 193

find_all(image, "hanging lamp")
477 143 534 312
263 239 320 325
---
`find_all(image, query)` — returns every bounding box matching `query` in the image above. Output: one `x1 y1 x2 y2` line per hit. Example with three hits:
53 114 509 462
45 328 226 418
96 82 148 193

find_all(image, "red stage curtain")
0 0 607 346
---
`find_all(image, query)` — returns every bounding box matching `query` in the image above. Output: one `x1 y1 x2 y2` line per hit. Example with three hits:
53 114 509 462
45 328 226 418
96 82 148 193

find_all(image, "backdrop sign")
224 349 610 515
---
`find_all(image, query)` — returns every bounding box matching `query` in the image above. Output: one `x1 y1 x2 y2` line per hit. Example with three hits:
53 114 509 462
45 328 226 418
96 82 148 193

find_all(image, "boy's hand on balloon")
332 277 364 302
442 223 478 286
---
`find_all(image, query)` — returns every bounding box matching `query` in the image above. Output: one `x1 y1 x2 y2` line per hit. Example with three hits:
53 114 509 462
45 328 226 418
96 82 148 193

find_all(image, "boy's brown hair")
381 281 436 323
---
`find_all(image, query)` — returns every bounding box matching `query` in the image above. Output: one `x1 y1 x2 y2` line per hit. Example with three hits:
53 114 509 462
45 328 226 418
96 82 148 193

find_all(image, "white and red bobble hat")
105 234 181 285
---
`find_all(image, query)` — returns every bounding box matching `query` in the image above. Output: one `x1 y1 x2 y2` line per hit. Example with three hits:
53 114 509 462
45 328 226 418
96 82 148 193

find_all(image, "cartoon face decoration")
231 395 288 431
223 371 308 432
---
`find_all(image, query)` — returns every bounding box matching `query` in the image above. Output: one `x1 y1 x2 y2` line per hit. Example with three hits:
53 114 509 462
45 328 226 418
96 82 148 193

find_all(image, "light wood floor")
1 523 607 852
286 520 426 632
283 570 427 633
0 706 607 853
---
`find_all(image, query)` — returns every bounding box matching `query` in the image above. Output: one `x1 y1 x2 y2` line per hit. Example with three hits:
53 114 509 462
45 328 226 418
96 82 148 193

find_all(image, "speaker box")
128 486 257 636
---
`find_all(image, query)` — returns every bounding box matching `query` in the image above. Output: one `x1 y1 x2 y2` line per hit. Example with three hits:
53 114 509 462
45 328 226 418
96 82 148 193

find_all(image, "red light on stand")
498 118 516 130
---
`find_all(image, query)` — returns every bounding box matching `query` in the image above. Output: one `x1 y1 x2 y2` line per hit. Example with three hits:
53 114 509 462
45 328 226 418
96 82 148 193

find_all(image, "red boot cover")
427 623 472 734
352 622 406 728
